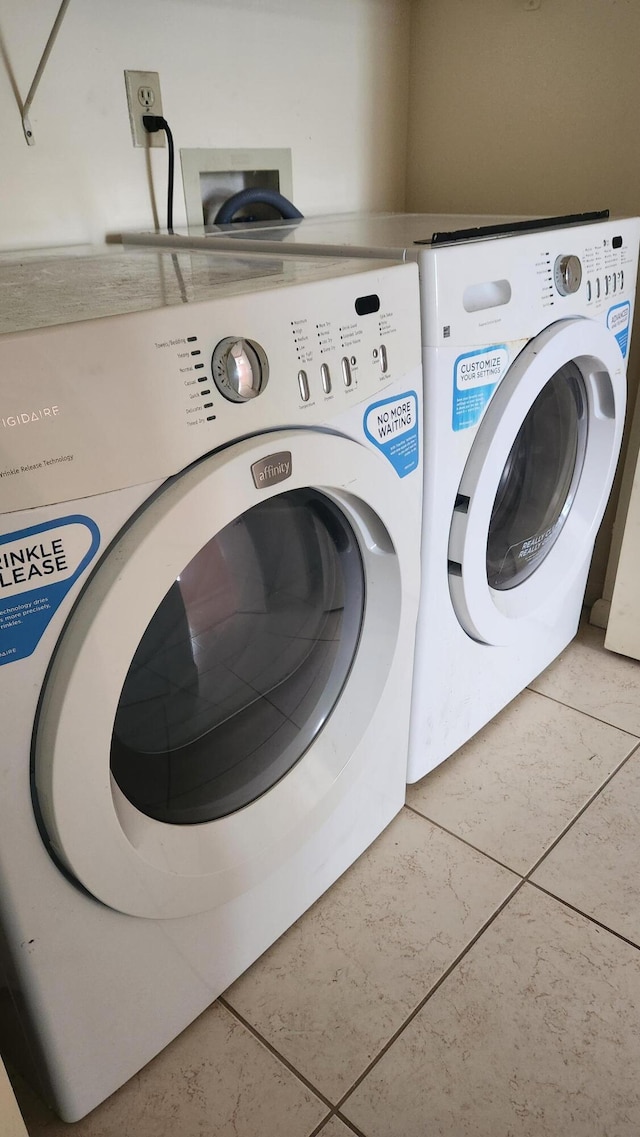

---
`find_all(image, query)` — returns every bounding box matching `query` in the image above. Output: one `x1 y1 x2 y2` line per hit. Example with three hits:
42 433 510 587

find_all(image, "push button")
321 363 332 394
379 344 388 373
298 370 310 402
341 357 352 387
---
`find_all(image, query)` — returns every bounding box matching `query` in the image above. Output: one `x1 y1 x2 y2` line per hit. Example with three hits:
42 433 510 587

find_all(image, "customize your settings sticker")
363 391 419 477
0 515 100 666
453 345 509 431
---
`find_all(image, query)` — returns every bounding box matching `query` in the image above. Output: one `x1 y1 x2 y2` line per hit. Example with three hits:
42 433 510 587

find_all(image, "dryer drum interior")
487 362 588 590
110 488 365 825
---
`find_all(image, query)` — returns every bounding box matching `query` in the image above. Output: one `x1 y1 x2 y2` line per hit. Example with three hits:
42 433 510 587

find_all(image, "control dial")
554 254 582 296
211 337 269 402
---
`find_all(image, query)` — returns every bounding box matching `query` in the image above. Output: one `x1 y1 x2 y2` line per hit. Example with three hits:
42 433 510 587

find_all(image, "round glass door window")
110 489 364 824
487 362 588 590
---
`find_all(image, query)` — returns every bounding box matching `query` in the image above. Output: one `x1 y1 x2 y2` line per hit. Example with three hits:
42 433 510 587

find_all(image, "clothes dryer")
0 246 422 1120
129 213 640 777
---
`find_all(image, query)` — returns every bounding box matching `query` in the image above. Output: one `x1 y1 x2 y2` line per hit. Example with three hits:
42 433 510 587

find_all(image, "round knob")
554 254 582 296
211 337 269 402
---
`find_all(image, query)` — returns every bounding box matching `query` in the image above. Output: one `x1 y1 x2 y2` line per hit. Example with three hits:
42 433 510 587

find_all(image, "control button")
605 275 609 296
554 254 582 296
613 273 617 293
596 277 601 299
320 363 332 394
621 270 625 289
379 344 388 373
372 348 378 359
350 356 357 366
298 369 310 402
587 280 592 301
211 337 269 402
341 357 353 387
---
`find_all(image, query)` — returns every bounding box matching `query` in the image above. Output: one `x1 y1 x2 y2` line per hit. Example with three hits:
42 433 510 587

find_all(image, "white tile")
224 808 517 1101
407 689 636 874
532 748 640 942
343 885 640 1137
30 1003 326 1137
530 622 640 734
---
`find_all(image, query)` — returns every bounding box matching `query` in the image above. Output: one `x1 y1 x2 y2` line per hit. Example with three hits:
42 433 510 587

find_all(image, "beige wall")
406 0 640 603
0 0 411 250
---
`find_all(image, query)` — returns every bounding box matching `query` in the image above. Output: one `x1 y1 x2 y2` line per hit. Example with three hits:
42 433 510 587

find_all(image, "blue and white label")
363 391 419 477
0 515 100 666
453 344 509 431
607 301 631 358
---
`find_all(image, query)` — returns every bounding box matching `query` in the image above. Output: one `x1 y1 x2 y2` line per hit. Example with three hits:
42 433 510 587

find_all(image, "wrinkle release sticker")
453 344 509 431
0 515 100 666
607 302 631 358
363 391 419 477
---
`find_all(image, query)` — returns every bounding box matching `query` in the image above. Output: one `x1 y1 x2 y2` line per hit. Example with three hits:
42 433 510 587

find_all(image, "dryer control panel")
0 258 421 514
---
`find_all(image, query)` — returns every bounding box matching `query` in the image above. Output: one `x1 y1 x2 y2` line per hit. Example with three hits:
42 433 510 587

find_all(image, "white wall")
0 0 411 250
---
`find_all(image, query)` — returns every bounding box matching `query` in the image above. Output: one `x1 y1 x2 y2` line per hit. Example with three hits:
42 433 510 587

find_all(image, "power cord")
142 114 175 234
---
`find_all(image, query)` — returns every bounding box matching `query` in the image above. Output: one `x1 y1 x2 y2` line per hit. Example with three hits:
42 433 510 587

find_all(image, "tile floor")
12 620 640 1136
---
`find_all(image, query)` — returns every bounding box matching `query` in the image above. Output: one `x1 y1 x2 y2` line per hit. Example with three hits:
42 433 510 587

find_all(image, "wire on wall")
143 115 175 234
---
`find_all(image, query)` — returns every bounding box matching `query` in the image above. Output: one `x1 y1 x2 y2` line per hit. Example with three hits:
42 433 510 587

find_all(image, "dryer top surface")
0 244 393 336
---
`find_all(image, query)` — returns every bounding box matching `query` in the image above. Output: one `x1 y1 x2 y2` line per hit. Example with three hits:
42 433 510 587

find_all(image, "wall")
0 0 411 251
405 0 640 604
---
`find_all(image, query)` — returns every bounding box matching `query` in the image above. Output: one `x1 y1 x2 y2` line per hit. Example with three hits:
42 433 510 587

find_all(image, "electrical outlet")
124 70 165 147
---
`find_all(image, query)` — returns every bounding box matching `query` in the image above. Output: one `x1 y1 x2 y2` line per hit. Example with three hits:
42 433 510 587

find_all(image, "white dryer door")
34 428 409 918
448 318 625 645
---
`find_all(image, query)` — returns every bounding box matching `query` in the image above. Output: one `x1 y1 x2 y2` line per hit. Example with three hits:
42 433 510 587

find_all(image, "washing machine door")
448 318 625 645
34 428 408 918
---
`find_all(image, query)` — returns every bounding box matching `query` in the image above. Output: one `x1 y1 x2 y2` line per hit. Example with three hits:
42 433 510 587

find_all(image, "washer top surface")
122 210 613 267
0 243 393 335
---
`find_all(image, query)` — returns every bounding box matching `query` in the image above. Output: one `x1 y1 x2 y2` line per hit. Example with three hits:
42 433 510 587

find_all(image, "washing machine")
0 245 422 1121
127 212 640 777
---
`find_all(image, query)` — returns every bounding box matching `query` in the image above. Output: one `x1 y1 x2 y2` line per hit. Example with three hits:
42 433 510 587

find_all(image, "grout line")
528 880 640 954
404 802 524 877
218 996 336 1111
522 738 640 880
333 876 527 1111
307 1111 338 1137
333 1111 369 1136
525 685 640 741
409 734 640 886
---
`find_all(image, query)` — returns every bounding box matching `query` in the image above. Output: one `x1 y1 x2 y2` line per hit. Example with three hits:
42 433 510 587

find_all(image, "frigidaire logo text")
251 451 293 490
1 406 60 428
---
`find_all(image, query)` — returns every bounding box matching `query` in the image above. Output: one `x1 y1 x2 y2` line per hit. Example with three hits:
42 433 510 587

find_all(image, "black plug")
142 114 166 133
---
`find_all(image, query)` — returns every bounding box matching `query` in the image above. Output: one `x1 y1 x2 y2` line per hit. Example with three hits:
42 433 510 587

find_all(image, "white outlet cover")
124 70 165 148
